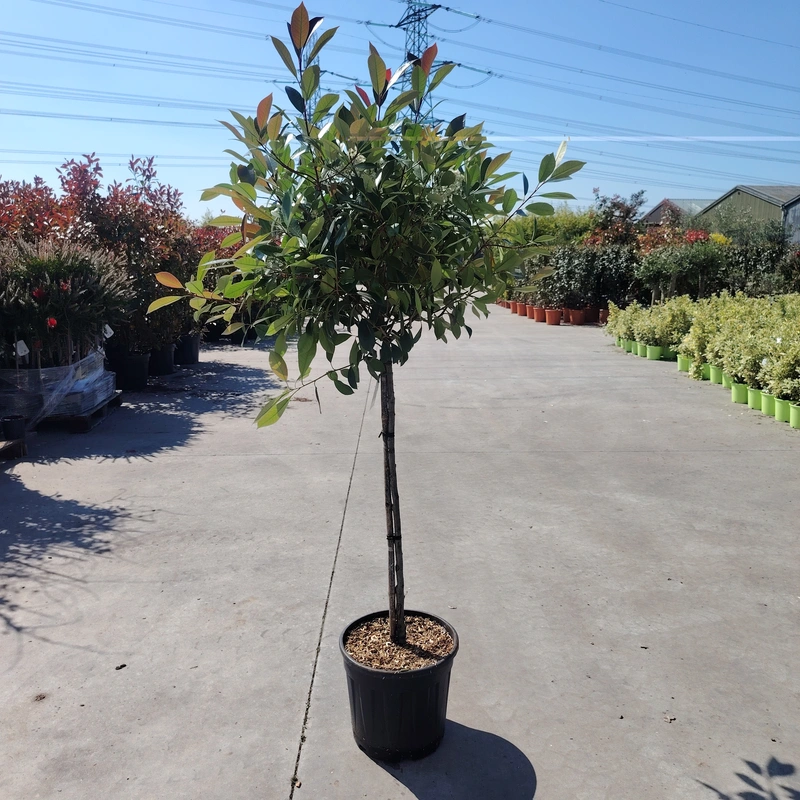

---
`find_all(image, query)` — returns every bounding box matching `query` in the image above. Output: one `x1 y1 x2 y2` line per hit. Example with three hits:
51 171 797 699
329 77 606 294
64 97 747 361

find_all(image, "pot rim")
339 609 459 678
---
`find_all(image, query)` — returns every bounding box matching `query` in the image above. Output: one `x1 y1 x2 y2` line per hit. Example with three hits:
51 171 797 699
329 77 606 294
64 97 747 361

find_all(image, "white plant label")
15 340 30 357
103 325 114 339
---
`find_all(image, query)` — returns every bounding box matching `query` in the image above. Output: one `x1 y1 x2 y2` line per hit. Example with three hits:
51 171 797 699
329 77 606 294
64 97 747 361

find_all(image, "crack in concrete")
288 390 370 799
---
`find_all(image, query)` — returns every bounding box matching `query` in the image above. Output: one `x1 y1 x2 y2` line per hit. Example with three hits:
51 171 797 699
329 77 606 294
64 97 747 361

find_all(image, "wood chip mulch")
344 614 454 671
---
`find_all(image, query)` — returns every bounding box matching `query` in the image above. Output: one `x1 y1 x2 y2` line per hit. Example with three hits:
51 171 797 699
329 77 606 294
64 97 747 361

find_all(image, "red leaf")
420 43 438 77
256 94 273 129
355 86 372 107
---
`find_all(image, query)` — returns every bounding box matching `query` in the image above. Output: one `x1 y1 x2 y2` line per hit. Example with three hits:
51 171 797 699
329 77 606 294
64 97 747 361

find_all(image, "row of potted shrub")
606 294 800 430
497 299 609 326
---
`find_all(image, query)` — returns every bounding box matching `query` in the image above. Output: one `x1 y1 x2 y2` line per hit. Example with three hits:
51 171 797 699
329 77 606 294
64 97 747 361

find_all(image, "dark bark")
381 359 406 644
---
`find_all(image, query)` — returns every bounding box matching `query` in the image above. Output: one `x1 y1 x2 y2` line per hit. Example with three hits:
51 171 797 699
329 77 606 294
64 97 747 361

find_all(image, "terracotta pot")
526 304 536 319
509 301 518 313
598 309 609 324
584 306 599 324
570 309 586 326
517 303 527 316
545 308 561 325
562 308 571 324
533 306 546 322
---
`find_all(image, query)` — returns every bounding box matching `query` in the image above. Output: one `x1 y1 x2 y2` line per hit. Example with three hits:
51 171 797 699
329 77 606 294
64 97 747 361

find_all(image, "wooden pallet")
36 391 122 434
0 437 27 460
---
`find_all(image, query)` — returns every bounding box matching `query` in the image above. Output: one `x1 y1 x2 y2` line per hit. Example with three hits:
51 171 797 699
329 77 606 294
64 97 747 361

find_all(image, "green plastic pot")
760 393 775 417
731 382 748 404
637 342 647 357
775 398 791 423
791 404 800 430
662 347 677 361
646 345 663 361
677 355 691 372
709 365 723 385
701 363 711 380
747 388 762 410
615 336 622 347
623 339 633 352
722 372 733 389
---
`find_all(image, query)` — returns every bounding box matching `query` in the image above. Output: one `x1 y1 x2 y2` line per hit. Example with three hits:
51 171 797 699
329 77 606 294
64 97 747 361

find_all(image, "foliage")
507 204 594 246
693 205 788 247
0 239 132 368
584 190 646 246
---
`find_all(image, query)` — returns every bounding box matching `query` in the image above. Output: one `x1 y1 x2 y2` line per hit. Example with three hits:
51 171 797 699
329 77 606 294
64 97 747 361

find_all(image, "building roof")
700 185 800 215
642 198 709 223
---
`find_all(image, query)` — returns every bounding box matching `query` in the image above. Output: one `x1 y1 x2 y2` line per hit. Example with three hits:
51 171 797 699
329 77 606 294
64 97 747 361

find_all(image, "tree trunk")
381 360 406 644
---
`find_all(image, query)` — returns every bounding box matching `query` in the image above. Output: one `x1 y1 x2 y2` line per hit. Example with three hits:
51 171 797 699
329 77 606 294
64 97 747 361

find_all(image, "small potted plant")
153 4 584 761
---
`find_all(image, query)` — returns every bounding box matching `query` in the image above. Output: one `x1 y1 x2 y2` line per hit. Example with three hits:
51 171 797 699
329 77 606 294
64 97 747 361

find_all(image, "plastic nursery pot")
722 372 733 389
790 404 800 430
526 305 536 319
533 307 546 322
340 611 459 762
562 308 571 324
709 365 723 385
569 309 586 325
518 303 529 316
623 339 634 353
509 301 518 313
637 342 648 358
174 332 201 365
114 352 151 391
662 348 677 362
149 343 176 376
747 388 762 410
702 363 711 381
1 415 26 440
774 398 791 423
584 307 599 324
731 382 748 404
545 308 561 325
676 355 691 373
760 392 775 417
646 345 663 361
615 337 622 347
598 309 609 325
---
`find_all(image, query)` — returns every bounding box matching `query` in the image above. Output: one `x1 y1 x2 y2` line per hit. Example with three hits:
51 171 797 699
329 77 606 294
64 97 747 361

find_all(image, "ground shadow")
698 756 800 800
0 471 126 639
377 721 537 800
29 355 280 463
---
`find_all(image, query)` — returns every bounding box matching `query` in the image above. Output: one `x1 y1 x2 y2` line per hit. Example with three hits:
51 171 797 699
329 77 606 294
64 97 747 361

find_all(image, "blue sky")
2 0 798 220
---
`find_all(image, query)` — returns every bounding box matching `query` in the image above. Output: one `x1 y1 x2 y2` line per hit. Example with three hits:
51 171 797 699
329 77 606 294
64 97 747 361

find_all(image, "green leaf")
367 50 387 97
189 297 206 311
538 152 556 183
266 311 294 335
300 65 320 101
220 231 243 248
255 391 291 428
285 86 306 114
269 350 289 381
357 320 375 353
502 188 518 214
555 139 568 166
411 64 426 96
207 215 243 227
306 26 337 64
147 296 182 314
305 215 324 244
525 202 555 216
297 331 317 377
430 259 443 290
485 152 511 178
270 36 297 78
223 322 243 335
550 160 585 181
429 62 455 92
522 173 529 195
539 191 575 199
312 92 338 120
384 90 419 117
332 377 354 395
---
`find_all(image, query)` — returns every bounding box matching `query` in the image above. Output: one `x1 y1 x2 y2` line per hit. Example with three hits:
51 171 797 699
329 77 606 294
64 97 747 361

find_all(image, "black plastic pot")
2 414 26 440
149 344 176 376
114 352 150 391
339 610 459 762
174 332 201 365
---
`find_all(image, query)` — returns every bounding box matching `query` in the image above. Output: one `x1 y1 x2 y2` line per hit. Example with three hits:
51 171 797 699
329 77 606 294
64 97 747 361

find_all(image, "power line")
597 0 800 51
429 2 800 94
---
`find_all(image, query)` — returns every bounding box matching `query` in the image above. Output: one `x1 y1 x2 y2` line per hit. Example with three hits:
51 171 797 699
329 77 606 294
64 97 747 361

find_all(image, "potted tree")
153 4 583 760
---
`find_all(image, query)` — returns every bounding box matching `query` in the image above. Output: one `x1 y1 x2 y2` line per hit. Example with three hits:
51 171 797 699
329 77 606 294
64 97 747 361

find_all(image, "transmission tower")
397 0 437 121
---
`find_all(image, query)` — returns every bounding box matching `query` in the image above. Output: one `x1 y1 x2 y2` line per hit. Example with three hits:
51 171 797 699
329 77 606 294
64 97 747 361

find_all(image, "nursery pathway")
1 314 799 800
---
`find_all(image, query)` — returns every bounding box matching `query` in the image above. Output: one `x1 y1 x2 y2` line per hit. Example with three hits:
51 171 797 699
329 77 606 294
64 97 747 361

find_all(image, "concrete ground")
1 311 799 800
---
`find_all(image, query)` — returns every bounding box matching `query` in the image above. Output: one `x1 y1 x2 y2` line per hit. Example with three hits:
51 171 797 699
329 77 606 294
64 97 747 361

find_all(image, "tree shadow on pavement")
378 721 537 800
698 756 800 800
29 359 280 464
0 472 126 641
